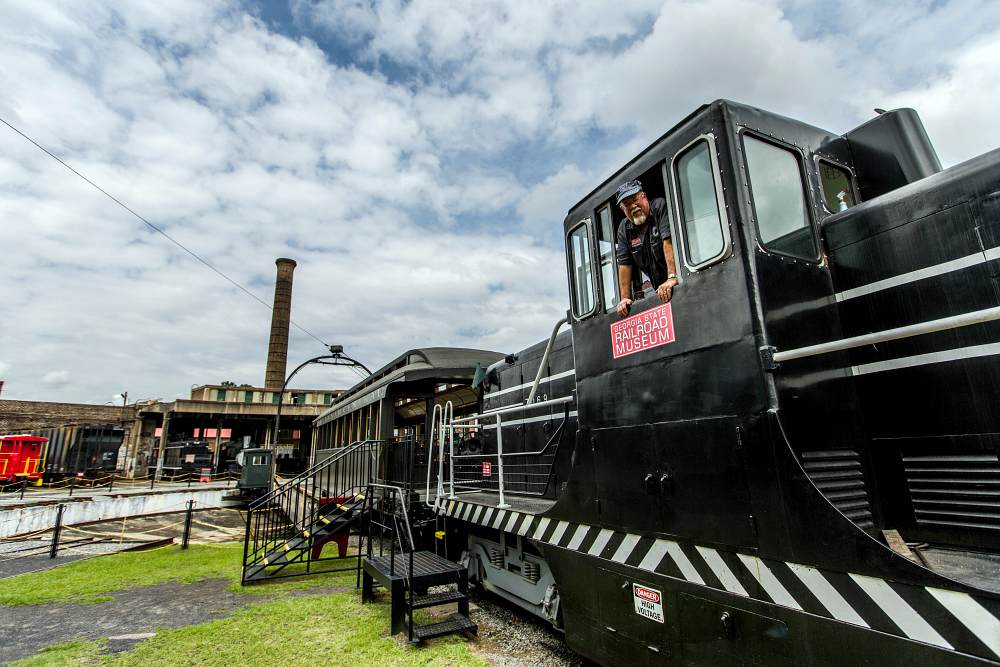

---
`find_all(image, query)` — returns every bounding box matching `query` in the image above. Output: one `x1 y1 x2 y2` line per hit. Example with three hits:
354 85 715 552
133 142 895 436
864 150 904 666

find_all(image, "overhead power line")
0 115 329 349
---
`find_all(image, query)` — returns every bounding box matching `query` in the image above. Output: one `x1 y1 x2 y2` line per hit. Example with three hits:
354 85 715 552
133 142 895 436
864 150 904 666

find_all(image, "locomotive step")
412 612 477 642
407 589 468 610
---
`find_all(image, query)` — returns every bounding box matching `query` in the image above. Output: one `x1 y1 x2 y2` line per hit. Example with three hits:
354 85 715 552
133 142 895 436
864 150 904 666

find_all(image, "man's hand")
616 298 633 318
656 277 679 303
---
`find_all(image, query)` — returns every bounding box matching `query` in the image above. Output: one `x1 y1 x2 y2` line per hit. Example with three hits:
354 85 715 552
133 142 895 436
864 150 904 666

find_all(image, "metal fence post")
182 499 194 549
69 476 76 497
49 504 65 558
108 474 114 492
150 474 155 490
20 479 27 500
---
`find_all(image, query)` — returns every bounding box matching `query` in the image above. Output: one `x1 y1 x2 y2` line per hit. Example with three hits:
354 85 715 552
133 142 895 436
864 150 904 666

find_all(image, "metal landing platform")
438 492 556 516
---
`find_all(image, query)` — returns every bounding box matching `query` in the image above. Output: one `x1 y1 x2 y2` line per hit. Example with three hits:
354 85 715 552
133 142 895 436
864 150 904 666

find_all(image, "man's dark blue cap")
615 179 643 205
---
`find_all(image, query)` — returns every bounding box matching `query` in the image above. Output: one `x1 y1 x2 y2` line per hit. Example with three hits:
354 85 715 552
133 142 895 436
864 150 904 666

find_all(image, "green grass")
101 593 484 667
5 543 486 666
11 593 484 667
0 544 245 606
0 542 361 606
10 639 105 666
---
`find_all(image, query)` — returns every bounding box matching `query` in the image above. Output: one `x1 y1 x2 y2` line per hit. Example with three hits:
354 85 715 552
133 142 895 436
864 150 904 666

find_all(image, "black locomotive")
252 99 1000 665
436 100 1000 665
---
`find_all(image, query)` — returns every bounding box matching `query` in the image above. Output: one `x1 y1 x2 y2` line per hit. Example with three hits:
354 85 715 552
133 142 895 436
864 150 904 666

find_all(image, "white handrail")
526 317 568 403
426 404 442 508
441 401 456 500
773 305 1000 363
453 395 574 423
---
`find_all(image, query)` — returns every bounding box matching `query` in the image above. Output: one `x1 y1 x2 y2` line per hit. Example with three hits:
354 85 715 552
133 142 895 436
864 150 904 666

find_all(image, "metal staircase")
240 436 477 643
241 439 379 584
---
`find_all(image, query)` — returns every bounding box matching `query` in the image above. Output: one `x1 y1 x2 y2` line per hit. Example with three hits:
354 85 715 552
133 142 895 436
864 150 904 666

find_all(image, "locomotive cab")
559 99 1000 664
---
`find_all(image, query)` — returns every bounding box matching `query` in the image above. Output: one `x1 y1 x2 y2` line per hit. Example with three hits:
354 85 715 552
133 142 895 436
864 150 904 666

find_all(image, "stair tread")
413 613 477 641
408 590 468 609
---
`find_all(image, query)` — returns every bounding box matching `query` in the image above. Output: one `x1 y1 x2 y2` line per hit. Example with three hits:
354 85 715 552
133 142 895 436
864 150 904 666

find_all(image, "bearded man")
613 179 679 317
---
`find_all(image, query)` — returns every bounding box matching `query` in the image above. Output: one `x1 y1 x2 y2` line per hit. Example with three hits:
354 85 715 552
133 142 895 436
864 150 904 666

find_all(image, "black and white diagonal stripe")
438 499 1000 661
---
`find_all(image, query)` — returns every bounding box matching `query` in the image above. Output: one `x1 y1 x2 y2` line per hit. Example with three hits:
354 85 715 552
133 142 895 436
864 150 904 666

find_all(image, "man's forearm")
663 239 677 277
618 266 632 299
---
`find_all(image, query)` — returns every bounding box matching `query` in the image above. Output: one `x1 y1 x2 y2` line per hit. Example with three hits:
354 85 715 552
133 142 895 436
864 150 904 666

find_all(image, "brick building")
0 399 135 434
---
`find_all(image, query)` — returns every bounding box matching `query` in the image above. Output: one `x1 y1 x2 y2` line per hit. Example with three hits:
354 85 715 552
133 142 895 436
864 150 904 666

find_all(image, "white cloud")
0 0 997 403
877 32 1000 166
42 371 71 386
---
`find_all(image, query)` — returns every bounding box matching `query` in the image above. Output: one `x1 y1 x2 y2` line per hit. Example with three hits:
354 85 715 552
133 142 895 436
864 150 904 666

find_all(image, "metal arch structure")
271 345 371 452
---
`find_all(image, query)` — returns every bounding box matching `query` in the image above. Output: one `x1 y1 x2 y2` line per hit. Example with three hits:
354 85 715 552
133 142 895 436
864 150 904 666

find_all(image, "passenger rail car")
426 100 1000 665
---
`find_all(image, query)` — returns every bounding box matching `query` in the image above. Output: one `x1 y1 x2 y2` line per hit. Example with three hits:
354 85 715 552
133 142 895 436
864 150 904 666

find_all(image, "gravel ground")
389 583 586 666
468 591 587 667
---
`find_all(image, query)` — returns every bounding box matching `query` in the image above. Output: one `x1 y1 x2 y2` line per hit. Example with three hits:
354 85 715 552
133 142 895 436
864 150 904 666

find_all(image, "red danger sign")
482 461 492 477
610 303 676 359
634 586 661 603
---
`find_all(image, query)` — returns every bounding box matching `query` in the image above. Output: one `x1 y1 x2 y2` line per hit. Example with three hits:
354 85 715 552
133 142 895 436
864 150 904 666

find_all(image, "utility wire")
0 115 330 349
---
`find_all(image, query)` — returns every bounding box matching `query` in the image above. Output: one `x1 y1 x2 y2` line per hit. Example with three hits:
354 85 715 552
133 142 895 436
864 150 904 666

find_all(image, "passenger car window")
568 221 596 317
676 140 726 267
744 134 817 260
596 205 617 312
818 159 856 213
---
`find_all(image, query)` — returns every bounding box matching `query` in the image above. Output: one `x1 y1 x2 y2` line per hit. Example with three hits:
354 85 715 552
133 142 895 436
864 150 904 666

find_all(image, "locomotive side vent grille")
801 449 875 530
903 453 1000 532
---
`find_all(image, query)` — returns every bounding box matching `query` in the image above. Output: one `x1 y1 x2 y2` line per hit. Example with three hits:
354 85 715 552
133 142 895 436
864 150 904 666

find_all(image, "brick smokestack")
264 258 297 389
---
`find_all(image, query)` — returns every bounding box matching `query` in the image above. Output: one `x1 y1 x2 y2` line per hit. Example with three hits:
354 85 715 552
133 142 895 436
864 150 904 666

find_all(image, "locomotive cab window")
674 137 728 269
568 220 596 317
818 159 857 214
743 133 818 261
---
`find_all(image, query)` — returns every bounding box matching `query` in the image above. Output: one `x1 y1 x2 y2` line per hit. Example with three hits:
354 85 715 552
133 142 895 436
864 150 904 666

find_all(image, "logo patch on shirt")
630 236 642 247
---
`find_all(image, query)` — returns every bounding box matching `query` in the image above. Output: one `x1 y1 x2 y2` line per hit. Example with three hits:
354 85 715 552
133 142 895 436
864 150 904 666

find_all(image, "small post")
108 474 114 492
69 476 76 497
20 479 27 500
150 474 155 490
49 504 65 558
182 499 194 549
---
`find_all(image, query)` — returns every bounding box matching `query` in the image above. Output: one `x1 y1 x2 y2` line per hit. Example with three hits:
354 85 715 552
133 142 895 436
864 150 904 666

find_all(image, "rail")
242 439 381 583
431 395 574 508
772 305 1000 364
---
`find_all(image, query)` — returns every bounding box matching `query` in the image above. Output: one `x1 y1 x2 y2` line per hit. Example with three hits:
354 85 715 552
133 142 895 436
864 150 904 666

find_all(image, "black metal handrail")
365 481 420 642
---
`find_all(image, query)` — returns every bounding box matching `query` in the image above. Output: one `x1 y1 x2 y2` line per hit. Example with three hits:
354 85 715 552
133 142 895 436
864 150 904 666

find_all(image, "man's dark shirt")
615 197 672 291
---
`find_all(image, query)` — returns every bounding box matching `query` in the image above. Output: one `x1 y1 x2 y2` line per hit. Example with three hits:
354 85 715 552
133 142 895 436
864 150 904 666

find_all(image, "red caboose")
0 435 47 485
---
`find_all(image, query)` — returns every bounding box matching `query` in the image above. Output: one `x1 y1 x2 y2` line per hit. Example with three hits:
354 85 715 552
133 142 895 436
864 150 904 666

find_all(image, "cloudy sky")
1 0 999 403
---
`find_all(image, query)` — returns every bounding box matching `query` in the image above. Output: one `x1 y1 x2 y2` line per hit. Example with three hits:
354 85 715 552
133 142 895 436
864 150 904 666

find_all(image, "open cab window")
596 205 618 312
743 133 819 261
817 159 858 214
568 220 597 318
